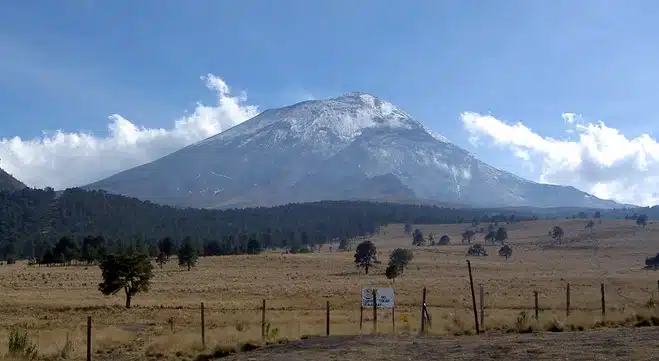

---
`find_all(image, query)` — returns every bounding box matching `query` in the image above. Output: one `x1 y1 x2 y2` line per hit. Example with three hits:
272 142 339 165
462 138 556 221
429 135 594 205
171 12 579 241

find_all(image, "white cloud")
461 111 659 206
0 74 259 190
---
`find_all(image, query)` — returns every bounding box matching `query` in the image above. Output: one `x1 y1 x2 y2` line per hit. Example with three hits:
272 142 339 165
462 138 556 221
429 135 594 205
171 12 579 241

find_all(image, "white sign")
361 287 395 308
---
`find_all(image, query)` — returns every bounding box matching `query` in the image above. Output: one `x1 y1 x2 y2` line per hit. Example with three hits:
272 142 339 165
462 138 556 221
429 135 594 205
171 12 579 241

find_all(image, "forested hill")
0 187 537 260
0 168 26 191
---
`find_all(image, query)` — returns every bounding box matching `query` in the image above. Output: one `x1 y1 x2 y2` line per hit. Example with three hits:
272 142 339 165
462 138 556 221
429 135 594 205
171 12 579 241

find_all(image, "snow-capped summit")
195 91 427 148
84 93 620 209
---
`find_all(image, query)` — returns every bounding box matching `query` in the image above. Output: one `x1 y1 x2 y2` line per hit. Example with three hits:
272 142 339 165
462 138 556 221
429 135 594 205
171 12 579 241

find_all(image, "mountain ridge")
83 92 625 209
0 167 26 191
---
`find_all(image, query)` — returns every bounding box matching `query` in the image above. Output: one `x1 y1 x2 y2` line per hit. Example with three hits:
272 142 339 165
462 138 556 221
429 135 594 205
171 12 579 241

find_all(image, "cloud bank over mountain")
0 74 259 189
462 112 659 206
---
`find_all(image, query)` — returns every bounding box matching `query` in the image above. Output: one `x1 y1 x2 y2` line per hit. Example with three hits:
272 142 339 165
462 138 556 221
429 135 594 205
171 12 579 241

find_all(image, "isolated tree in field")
637 214 648 228
495 227 508 244
499 245 512 260
551 225 564 244
438 235 450 245
585 220 595 233
461 229 475 243
385 264 400 283
645 253 659 269
388 248 413 275
467 243 488 257
484 231 496 244
98 251 154 308
412 229 425 246
404 223 412 235
158 237 175 260
338 238 350 251
177 238 198 271
594 211 601 219
428 233 434 245
156 251 167 268
354 240 377 274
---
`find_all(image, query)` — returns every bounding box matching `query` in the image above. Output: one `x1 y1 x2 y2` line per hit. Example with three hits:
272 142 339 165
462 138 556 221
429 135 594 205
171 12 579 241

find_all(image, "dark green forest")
0 187 544 262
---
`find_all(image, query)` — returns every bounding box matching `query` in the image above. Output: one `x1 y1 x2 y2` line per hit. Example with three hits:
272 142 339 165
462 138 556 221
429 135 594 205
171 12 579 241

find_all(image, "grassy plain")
0 219 658 360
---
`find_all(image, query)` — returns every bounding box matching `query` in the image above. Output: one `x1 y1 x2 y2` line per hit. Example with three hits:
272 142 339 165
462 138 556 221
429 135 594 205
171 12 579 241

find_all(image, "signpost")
360 287 395 332
361 287 395 308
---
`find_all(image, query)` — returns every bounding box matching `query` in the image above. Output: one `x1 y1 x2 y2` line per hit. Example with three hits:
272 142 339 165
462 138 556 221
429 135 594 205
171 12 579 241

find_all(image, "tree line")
0 187 553 261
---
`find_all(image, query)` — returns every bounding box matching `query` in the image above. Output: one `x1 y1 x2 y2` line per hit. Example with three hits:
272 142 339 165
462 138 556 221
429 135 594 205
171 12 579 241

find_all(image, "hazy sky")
1 0 658 206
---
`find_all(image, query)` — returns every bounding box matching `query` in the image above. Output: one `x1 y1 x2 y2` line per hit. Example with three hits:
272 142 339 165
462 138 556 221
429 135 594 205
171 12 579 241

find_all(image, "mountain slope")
84 92 621 209
0 167 26 191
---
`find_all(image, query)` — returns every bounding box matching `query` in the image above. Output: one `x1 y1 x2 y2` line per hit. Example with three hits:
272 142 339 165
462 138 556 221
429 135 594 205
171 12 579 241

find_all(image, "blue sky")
1 1 659 205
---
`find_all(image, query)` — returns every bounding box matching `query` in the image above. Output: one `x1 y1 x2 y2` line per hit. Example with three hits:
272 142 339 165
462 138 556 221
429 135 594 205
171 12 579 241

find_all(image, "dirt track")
223 327 659 361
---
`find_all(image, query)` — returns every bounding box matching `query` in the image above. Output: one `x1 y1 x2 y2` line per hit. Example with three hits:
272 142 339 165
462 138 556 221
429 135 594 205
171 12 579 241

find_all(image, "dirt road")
223 327 659 361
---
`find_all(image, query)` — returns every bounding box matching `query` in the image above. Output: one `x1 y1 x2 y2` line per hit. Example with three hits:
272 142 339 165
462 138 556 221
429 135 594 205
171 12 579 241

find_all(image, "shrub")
7 326 37 359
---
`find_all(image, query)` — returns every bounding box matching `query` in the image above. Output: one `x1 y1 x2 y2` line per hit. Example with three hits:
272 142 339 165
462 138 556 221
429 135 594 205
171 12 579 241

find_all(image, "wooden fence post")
261 299 266 340
360 304 363 332
467 260 480 334
566 283 571 318
392 302 396 333
200 302 205 348
534 291 539 320
601 283 606 318
372 289 377 333
420 287 427 334
86 316 92 361
479 284 485 330
326 300 330 336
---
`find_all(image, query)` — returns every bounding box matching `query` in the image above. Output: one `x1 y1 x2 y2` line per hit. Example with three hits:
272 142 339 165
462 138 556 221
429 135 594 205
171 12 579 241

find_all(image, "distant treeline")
0 187 554 261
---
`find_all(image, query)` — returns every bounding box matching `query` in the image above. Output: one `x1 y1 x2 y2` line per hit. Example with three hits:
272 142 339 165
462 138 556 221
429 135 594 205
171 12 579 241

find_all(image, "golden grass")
1 219 659 360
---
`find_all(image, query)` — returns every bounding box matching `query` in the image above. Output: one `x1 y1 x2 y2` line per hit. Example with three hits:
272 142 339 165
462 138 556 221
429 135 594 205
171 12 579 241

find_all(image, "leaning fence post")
420 287 427 334
467 260 480 334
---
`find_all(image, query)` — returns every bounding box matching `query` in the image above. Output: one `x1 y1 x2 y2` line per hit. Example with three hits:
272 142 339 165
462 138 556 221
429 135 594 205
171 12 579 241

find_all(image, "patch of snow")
425 129 452 144
210 171 232 179
462 167 472 180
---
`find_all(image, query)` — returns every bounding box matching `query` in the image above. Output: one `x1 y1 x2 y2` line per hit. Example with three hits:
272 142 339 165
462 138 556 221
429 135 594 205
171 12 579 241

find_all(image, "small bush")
234 321 248 332
545 318 565 332
264 322 279 340
515 312 534 333
7 326 38 359
59 332 74 359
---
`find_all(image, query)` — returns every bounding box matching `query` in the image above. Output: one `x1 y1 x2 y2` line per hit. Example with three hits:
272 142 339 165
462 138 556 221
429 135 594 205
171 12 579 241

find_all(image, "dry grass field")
1 219 659 360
